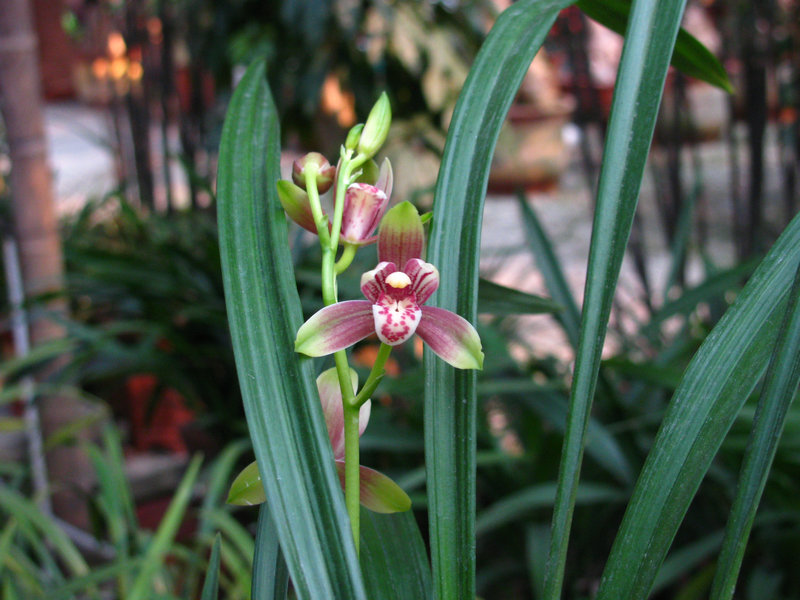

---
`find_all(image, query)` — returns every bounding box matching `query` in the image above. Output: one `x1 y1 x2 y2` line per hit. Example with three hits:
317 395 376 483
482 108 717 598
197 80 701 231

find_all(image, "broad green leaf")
577 0 733 93
545 1 689 595
360 508 432 598
710 262 800 599
424 2 573 597
596 214 800 598
252 505 289 600
217 59 365 598
200 535 222 600
477 278 561 316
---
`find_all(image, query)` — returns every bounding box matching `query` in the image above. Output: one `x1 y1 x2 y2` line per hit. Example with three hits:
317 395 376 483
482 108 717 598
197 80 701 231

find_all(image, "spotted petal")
317 367 371 460
335 462 411 513
404 258 439 304
373 293 421 346
377 201 424 267
417 305 484 370
360 261 396 303
295 300 374 356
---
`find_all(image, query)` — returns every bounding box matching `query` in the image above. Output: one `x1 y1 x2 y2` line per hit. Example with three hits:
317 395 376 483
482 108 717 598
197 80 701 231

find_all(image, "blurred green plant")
57 194 244 445
0 425 253 599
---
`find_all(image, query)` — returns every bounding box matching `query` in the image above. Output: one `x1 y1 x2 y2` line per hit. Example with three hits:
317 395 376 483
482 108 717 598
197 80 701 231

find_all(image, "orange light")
92 57 109 79
109 57 128 80
107 31 126 58
321 74 357 128
127 61 143 82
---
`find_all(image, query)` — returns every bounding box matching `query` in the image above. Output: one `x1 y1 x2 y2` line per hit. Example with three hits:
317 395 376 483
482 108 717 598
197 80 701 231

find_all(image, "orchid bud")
277 179 323 234
357 92 391 159
292 152 336 193
345 123 364 151
341 183 389 245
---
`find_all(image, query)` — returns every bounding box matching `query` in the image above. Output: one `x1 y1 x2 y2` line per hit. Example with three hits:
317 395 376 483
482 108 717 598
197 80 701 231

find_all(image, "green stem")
342 400 361 553
304 165 330 248
329 152 368 253
335 243 358 275
352 343 392 408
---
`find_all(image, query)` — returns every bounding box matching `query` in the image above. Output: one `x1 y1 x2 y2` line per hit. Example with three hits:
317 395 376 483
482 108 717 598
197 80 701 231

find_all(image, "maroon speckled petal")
295 301 374 356
377 202 424 266
372 293 421 346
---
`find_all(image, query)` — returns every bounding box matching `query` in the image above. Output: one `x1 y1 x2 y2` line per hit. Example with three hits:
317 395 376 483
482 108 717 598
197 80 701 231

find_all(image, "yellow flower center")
385 271 411 289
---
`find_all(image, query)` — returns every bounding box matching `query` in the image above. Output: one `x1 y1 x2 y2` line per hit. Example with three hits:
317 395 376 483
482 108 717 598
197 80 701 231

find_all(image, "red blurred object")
126 374 195 455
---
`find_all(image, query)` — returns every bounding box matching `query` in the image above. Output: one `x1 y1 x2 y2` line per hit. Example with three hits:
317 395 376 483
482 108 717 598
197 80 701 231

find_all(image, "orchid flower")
227 367 411 513
295 202 484 370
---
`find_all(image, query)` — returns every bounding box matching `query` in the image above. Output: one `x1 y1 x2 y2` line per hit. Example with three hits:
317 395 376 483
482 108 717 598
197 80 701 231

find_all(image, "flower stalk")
277 93 481 555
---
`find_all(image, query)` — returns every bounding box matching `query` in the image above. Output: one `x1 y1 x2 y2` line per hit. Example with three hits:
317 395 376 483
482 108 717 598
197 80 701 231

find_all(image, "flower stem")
335 243 357 275
342 400 361 552
352 343 392 408
326 151 367 552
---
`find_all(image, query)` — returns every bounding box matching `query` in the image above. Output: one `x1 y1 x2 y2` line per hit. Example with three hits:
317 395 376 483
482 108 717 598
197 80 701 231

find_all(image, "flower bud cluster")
276 92 394 246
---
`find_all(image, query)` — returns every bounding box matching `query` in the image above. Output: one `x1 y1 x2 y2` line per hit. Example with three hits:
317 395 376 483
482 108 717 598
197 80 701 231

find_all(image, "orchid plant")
229 93 483 549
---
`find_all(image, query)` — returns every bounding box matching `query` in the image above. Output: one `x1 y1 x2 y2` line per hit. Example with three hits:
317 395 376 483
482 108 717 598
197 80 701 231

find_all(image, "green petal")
377 201 424 267
227 461 266 506
335 461 412 514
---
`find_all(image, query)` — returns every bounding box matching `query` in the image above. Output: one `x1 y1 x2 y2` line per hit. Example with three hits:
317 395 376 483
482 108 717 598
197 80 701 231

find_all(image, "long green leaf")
251 504 289 600
477 278 561 316
424 2 572 597
710 261 800 599
577 0 733 92
596 214 800 598
360 509 431 598
217 59 365 598
516 193 582 347
475 483 624 537
544 1 688 596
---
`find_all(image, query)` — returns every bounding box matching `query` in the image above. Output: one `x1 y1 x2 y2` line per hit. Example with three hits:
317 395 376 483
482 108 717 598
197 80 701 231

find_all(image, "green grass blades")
360 508 432 599
200 534 222 600
577 0 733 93
127 454 202 600
596 214 800 598
424 1 573 598
477 278 562 316
216 59 365 598
543 1 690 596
710 261 800 600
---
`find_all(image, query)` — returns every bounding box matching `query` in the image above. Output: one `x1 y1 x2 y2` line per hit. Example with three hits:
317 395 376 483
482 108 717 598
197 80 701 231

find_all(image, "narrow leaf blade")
597 215 800 598
217 59 364 598
545 1 690 595
424 2 573 597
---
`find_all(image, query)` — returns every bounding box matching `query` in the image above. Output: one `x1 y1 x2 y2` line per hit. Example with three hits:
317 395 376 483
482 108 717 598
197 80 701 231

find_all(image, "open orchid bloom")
295 202 484 370
228 368 411 514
